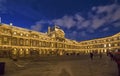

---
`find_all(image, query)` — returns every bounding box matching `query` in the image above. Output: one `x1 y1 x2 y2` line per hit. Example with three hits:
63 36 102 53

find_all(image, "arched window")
25 39 29 46
12 37 17 45
19 38 24 46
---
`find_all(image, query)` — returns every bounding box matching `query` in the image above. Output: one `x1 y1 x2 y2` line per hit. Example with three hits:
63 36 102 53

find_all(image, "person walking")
90 52 93 60
99 52 102 59
109 52 114 61
114 49 120 76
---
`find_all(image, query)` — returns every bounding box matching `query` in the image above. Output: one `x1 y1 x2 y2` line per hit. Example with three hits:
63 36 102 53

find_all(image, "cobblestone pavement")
0 55 118 76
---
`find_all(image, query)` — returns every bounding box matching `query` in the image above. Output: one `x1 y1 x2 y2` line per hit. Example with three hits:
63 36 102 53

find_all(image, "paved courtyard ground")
0 54 118 76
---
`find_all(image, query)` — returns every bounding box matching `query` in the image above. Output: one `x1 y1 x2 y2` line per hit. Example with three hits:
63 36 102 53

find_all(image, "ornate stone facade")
0 23 120 58
79 33 120 54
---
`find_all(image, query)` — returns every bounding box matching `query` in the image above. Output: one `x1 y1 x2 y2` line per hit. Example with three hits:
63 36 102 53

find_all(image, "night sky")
0 0 120 41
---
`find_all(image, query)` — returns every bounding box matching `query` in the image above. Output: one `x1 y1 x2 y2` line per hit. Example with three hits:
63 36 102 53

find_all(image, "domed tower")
47 25 65 41
54 25 65 38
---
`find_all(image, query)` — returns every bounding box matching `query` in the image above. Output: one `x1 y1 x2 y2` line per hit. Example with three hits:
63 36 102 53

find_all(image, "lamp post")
29 30 32 57
10 24 13 58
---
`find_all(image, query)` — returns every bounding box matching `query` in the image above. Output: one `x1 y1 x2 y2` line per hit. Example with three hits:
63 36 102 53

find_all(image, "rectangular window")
12 37 17 45
19 38 24 46
25 39 29 46
2 36 10 45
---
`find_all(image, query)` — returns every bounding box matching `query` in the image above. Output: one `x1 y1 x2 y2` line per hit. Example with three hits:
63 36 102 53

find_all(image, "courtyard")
0 54 118 76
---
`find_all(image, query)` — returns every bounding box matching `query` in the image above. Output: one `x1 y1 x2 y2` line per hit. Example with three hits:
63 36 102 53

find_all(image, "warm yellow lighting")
13 48 17 55
13 32 16 35
26 34 28 36
1 24 120 58
104 49 107 52
39 50 42 54
20 49 23 55
104 44 106 47
115 43 118 46
26 49 29 54
20 33 23 36
4 30 7 33
108 44 111 47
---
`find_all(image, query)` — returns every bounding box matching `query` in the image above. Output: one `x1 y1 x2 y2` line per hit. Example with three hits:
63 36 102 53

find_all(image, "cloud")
0 0 7 13
68 31 78 40
79 31 87 37
66 30 87 40
113 21 120 27
91 18 106 29
93 4 120 27
88 4 120 31
31 24 42 31
33 4 120 39
80 20 91 28
102 27 109 31
51 4 120 33
31 20 52 31
52 15 76 29
31 21 43 31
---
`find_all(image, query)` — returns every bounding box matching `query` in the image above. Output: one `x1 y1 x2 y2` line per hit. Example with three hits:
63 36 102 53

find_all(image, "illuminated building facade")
79 33 120 54
0 23 120 58
0 23 80 58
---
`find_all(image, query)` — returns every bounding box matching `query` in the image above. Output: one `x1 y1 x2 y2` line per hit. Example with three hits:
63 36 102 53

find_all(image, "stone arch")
11 48 19 59
18 48 25 57
25 48 30 57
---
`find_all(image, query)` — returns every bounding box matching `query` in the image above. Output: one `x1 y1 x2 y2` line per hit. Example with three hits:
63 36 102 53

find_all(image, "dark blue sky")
0 0 120 41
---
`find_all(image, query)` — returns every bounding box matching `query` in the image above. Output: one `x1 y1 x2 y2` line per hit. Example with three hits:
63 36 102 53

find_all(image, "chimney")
48 26 50 34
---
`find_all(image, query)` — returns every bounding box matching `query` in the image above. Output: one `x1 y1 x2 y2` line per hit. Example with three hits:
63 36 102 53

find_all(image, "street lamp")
10 23 13 58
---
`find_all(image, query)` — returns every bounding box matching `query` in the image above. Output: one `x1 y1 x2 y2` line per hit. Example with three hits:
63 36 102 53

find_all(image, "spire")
48 26 51 34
